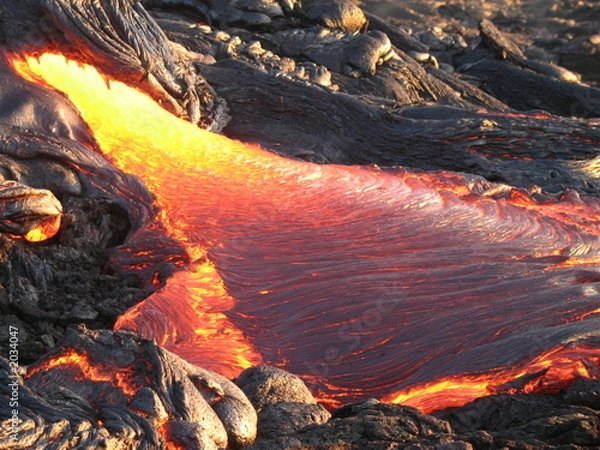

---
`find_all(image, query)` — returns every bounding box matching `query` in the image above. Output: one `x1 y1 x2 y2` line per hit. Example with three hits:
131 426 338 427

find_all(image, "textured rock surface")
237 365 318 410
0 0 598 448
0 196 146 364
1 328 257 449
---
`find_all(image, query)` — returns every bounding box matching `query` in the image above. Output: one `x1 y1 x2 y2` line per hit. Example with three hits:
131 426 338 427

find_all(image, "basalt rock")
236 366 318 410
0 0 224 129
0 181 61 240
246 392 600 450
0 327 257 449
236 366 332 443
4 345 600 449
0 0 599 449
143 0 367 33
436 393 600 449
200 60 600 196
141 1 600 199
0 195 147 364
248 399 465 450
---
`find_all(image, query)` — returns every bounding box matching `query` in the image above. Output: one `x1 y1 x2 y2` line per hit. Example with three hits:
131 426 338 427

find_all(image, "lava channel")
12 52 600 412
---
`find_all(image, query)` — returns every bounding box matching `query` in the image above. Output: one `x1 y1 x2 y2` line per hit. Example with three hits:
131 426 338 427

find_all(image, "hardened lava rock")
0 327 257 449
0 181 61 241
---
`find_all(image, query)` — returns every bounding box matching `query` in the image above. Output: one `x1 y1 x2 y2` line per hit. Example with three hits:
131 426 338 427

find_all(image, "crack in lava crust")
12 52 600 412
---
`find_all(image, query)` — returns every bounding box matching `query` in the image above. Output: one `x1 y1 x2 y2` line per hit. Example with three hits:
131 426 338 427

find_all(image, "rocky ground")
240 366 600 450
2 0 597 372
0 195 146 363
361 0 599 85
4 338 600 449
0 0 599 448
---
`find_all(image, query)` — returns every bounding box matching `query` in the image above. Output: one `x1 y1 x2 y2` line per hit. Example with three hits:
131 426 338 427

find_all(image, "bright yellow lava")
12 51 600 412
14 52 267 376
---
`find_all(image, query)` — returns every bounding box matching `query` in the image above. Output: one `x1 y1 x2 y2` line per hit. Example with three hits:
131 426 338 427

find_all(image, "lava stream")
12 52 600 412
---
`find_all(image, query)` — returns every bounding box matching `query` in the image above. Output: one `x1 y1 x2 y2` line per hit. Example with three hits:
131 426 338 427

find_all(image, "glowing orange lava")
23 215 62 242
116 258 264 378
27 348 140 397
12 52 600 412
384 344 600 411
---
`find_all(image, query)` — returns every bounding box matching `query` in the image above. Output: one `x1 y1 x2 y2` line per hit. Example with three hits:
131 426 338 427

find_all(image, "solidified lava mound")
0 196 146 364
0 0 599 449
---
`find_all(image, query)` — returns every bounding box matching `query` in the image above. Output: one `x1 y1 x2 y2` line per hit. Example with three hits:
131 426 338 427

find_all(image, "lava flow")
26 348 142 402
12 52 600 412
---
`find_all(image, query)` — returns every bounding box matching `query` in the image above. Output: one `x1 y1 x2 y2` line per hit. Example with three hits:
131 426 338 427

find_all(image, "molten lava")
22 215 61 242
12 52 600 412
26 348 141 401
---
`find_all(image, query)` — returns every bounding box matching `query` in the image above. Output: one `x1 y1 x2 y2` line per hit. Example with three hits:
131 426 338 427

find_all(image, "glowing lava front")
26 348 142 403
12 52 600 412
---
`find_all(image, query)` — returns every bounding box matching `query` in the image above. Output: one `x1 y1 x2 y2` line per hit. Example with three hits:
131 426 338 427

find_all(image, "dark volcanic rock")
0 328 257 449
0 195 146 364
248 399 468 450
245 392 600 450
436 393 600 449
236 365 318 410
4 354 600 449
0 0 599 448
562 378 600 410
236 366 332 444
257 402 331 439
